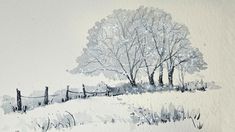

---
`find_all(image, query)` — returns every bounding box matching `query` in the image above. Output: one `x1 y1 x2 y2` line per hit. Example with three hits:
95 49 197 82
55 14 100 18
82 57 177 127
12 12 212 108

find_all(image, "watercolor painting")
0 0 234 132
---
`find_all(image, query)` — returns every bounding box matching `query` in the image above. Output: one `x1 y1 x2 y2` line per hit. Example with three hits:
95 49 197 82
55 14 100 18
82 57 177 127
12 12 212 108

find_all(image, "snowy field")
0 89 221 132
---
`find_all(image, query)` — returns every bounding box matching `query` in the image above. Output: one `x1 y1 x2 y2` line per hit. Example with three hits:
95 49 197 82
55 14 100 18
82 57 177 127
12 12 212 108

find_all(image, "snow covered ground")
0 89 221 132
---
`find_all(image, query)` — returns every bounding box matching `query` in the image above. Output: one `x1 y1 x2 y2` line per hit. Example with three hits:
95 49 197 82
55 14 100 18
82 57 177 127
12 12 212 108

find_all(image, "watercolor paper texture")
0 0 234 132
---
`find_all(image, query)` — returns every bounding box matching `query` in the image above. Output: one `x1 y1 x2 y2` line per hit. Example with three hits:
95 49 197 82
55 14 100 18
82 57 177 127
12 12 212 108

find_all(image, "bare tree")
163 22 192 88
167 42 207 88
136 7 185 86
134 7 172 86
71 6 207 89
71 9 144 86
177 47 207 89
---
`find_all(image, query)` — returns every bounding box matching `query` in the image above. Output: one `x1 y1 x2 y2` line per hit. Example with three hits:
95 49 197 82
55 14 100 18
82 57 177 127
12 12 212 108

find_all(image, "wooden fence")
15 84 110 111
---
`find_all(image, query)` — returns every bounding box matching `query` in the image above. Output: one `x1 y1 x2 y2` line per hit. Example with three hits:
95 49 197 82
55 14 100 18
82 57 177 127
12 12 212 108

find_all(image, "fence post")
44 86 49 105
106 89 110 96
16 89 22 111
66 85 69 101
82 84 86 98
106 85 110 96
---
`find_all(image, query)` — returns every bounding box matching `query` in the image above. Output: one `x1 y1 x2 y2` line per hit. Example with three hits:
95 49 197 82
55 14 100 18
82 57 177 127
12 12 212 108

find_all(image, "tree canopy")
71 6 207 87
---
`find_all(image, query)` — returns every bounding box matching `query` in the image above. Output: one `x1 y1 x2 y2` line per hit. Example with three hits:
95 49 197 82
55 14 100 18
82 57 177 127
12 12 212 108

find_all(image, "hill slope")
0 90 221 132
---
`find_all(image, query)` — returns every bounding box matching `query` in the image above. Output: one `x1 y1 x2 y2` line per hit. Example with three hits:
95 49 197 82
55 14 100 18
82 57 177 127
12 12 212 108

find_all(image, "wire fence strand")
21 95 45 98
21 94 59 98
68 90 83 94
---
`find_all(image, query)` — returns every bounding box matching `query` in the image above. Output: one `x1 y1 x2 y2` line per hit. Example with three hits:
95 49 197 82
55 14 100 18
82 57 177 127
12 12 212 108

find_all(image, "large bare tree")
71 6 207 88
71 9 144 86
135 7 188 86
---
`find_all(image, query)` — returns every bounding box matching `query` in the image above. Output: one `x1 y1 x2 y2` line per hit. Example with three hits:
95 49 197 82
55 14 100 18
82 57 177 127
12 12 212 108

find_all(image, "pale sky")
0 0 234 97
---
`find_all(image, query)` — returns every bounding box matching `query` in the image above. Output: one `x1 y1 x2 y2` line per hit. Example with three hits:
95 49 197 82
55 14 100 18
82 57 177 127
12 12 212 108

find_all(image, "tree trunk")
158 64 163 86
148 73 155 86
130 80 137 87
168 68 174 88
126 75 137 87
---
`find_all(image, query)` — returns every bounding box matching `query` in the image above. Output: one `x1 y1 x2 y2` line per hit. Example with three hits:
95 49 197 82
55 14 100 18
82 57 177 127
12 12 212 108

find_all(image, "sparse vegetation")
130 104 203 129
34 111 76 132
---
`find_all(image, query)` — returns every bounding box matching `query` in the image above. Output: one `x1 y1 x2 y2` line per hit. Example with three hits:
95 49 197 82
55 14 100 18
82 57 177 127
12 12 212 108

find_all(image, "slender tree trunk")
143 59 155 86
129 72 137 87
130 80 137 87
158 64 163 86
168 68 174 88
148 73 155 86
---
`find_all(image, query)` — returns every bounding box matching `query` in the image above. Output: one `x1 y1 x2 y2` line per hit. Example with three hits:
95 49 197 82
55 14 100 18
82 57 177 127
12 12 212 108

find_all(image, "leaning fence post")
66 85 69 101
44 86 49 105
16 88 22 111
82 84 86 98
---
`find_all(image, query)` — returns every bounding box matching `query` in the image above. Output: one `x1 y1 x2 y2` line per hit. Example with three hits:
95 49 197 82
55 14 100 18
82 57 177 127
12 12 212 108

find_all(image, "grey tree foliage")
71 6 207 88
135 7 172 86
71 9 145 86
177 47 207 89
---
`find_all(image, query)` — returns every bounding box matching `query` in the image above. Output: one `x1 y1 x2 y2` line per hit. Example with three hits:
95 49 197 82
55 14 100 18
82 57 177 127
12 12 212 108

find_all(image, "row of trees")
71 7 207 87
